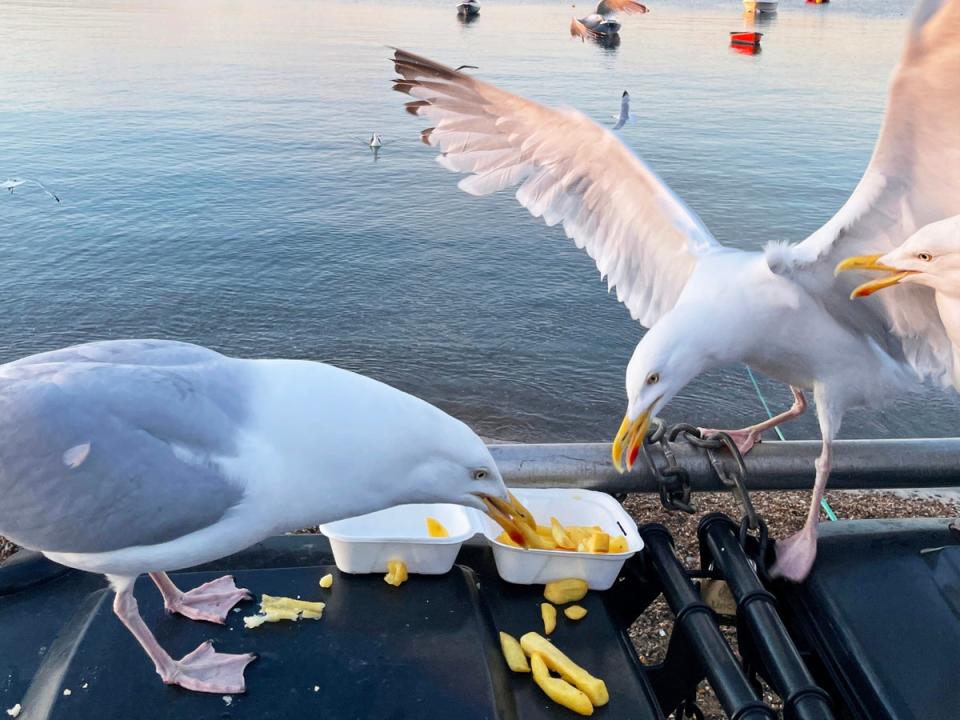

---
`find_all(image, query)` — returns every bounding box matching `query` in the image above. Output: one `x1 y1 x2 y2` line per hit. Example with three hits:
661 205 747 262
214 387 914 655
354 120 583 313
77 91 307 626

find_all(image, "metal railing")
490 437 960 493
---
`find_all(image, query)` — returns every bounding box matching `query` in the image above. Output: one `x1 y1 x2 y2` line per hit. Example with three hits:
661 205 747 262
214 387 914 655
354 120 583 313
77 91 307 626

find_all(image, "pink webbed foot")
161 641 256 694
697 427 762 455
163 575 252 624
770 528 818 582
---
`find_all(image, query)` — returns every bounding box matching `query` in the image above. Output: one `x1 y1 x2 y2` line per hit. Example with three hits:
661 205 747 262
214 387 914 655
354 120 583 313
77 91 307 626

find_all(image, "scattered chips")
384 560 408 587
564 605 588 621
520 632 609 707
499 631 531 673
544 579 588 605
244 594 326 629
319 573 334 588
530 653 594 716
541 603 557 635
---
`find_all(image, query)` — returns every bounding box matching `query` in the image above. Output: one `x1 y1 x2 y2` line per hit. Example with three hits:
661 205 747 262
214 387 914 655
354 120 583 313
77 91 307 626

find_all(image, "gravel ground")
1 488 956 719
623 489 960 719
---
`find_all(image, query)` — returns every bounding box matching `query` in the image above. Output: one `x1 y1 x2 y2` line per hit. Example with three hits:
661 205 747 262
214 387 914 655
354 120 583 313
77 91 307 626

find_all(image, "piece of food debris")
608 536 628 553
544 579 588 605
541 603 557 635
244 594 326 628
6 704 22 719
313 685 320 692
426 517 449 538
319 573 334 588
586 531 609 554
564 605 588 621
520 632 608 707
384 560 408 587
222 696 233 706
498 631 531 673
530 653 594 716
62 689 71 697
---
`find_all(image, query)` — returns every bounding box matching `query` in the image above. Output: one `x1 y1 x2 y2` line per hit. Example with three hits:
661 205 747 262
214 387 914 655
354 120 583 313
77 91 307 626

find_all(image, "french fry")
384 560 408 587
499 631 531 673
536 524 553 538
564 605 588 621
550 517 576 550
496 531 522 548
319 573 334 588
567 527 592 545
544 579 588 604
541 603 557 635
520 632 608 707
530 653 594 716
587 531 609 554
608 536 628 553
515 520 553 550
244 594 326 628
426 517 449 538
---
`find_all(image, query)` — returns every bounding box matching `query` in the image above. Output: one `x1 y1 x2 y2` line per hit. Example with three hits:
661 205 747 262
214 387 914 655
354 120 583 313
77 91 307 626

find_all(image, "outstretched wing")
392 49 720 328
597 0 648 18
767 0 960 385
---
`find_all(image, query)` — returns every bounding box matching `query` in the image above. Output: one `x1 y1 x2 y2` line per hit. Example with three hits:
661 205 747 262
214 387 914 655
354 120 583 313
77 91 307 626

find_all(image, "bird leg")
770 438 831 582
699 386 807 455
112 582 255 693
149 572 251 624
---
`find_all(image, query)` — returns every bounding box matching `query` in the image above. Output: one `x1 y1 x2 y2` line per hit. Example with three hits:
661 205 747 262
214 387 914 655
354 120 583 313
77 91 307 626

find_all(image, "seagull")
369 133 383 148
612 91 632 130
838 215 960 388
390 0 960 582
571 0 648 41
2 178 59 202
0 339 511 693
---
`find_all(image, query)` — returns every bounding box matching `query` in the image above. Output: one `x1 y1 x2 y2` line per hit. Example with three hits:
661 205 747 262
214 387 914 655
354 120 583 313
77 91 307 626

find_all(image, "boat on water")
4 437 960 718
730 30 764 48
457 0 480 17
743 0 779 12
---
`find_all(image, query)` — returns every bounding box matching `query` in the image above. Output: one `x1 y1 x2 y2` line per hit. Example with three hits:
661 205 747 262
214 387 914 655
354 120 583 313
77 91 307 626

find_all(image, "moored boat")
743 0 779 12
457 0 480 16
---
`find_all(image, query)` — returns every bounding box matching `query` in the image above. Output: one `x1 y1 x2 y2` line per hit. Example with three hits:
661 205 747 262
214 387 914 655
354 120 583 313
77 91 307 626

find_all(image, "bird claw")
165 575 252 624
697 427 761 455
161 641 255 694
770 529 818 582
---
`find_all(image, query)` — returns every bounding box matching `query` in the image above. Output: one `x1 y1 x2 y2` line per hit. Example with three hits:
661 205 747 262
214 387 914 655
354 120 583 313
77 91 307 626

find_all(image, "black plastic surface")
775 518 960 720
0 537 665 720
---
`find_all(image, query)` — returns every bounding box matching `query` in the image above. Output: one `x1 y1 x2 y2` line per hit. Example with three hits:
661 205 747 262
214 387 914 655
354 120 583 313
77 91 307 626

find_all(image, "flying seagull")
612 91 632 130
571 0 648 41
2 178 59 202
838 214 960 388
390 0 960 582
0 339 511 693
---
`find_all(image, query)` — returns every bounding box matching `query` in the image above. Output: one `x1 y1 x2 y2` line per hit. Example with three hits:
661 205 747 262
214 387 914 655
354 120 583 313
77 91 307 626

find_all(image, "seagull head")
612 319 708 472
836 215 960 298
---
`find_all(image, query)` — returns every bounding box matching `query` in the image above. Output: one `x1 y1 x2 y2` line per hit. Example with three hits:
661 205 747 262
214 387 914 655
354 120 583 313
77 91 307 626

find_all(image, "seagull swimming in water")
2 178 59 202
839 215 960 388
391 0 960 582
612 91 632 130
0 339 512 693
369 133 383 148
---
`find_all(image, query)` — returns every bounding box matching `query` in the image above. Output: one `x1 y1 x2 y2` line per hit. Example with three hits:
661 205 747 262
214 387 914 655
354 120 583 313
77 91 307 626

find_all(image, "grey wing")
0 358 251 554
7 339 227 369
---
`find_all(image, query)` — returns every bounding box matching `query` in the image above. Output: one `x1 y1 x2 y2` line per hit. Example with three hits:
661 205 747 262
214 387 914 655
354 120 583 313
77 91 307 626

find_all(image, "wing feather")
391 49 720 327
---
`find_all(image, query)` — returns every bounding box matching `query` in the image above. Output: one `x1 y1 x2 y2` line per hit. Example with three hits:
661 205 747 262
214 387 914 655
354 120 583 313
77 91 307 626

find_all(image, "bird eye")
646 372 660 385
472 469 488 481
918 252 933 262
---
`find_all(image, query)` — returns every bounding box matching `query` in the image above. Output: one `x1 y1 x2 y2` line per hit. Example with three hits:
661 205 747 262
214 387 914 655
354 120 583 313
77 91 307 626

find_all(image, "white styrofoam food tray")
318 488 643 590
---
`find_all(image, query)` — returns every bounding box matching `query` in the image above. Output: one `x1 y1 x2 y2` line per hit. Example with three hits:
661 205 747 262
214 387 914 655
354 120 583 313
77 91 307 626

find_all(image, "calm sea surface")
2 0 958 442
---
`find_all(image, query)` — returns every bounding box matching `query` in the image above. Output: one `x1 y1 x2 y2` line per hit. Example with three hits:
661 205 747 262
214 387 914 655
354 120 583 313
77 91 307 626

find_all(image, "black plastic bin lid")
0 537 664 720
775 518 960 720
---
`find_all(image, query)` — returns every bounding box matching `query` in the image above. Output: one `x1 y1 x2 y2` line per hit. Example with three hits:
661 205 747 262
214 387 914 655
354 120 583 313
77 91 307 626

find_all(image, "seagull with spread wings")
391 0 960 581
3 178 60 202
571 0 648 41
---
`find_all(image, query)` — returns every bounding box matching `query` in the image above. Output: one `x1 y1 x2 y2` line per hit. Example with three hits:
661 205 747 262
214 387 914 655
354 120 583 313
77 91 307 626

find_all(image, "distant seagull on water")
3 178 60 202
369 133 383 148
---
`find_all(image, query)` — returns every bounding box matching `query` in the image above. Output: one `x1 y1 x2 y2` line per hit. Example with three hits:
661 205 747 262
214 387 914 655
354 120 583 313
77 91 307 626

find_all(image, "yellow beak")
482 492 541 548
611 408 651 474
835 254 913 299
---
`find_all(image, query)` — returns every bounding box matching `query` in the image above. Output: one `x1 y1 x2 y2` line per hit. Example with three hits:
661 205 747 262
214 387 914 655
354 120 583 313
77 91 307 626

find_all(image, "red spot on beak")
628 444 640 468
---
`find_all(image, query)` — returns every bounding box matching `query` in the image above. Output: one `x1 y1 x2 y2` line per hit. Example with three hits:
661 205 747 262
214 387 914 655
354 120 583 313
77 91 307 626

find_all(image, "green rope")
744 365 838 522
